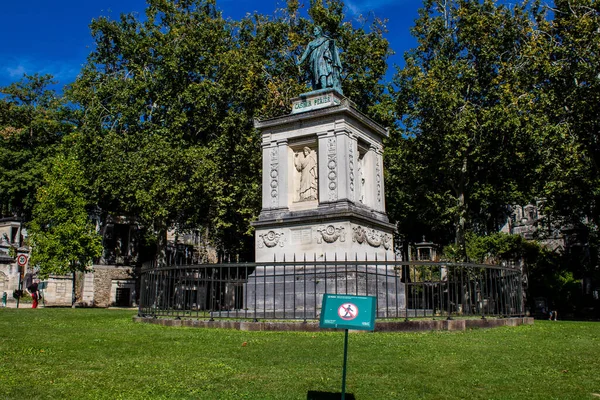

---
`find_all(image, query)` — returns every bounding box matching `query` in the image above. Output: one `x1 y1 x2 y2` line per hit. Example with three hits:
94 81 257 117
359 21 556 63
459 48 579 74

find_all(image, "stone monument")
246 27 403 317
253 89 395 261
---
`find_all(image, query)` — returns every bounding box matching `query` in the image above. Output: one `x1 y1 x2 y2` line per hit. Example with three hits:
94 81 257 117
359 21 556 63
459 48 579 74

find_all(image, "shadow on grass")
307 391 355 399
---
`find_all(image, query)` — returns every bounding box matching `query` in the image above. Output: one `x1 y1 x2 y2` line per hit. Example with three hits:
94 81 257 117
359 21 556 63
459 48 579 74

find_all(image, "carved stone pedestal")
253 89 395 261
249 89 400 315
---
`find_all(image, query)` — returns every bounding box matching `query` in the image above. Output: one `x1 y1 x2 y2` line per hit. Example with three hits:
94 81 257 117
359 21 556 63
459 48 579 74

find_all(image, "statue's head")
303 147 311 156
313 26 323 37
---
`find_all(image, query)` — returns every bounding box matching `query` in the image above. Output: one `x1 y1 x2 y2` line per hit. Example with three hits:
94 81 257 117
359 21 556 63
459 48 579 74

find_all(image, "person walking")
28 282 39 309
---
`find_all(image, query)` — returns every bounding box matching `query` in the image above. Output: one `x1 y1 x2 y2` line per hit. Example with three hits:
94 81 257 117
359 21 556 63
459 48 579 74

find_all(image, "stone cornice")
252 201 395 232
254 96 388 139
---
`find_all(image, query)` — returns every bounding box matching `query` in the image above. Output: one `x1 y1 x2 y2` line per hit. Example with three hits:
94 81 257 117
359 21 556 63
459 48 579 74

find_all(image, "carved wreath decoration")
258 230 284 248
316 225 345 244
352 226 392 249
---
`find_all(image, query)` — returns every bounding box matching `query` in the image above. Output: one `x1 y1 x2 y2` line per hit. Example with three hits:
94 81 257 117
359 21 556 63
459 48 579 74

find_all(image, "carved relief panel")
316 225 346 244
357 152 366 205
375 151 382 206
352 226 392 250
293 146 318 202
348 137 355 201
258 230 285 248
326 137 338 201
269 147 279 207
356 141 369 206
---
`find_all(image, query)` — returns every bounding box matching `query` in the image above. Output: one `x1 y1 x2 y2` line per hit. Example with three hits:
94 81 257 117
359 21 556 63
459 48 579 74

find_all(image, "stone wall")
0 264 19 297
91 265 138 308
41 276 73 306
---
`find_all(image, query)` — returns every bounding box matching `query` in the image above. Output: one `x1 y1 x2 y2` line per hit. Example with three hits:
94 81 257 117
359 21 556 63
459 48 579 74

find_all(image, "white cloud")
1 57 81 86
42 62 81 83
346 2 359 15
6 65 27 77
346 0 399 15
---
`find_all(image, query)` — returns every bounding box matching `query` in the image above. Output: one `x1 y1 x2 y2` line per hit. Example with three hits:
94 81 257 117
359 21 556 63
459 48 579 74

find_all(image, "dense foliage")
385 0 599 311
27 149 103 277
0 74 73 220
389 0 543 255
531 0 600 277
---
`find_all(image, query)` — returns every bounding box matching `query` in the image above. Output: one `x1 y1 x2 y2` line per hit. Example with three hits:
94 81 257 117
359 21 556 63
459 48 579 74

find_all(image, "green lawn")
0 309 599 399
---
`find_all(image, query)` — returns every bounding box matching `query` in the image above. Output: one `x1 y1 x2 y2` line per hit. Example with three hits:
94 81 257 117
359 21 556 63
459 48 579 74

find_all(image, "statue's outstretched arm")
298 46 311 65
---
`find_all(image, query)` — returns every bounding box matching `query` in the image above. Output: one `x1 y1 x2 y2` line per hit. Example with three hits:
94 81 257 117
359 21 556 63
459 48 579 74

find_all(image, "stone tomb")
246 89 404 316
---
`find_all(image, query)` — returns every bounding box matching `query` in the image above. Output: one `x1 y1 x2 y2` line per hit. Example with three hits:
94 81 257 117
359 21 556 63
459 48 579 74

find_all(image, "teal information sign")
319 294 376 331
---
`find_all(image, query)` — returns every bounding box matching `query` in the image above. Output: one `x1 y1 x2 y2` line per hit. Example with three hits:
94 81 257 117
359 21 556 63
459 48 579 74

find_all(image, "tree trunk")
455 156 468 261
155 220 168 268
71 269 77 307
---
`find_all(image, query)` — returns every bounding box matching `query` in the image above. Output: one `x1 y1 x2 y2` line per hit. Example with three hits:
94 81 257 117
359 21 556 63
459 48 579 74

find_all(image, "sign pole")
341 328 349 400
319 294 377 399
16 269 22 309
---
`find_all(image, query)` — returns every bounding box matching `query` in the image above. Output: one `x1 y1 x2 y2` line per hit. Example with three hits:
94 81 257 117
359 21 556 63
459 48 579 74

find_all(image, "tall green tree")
28 149 103 286
69 0 250 264
0 74 72 220
533 0 600 271
390 0 542 257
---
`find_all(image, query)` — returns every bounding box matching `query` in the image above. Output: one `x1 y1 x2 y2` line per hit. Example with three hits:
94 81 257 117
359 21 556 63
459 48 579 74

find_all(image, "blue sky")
0 0 420 90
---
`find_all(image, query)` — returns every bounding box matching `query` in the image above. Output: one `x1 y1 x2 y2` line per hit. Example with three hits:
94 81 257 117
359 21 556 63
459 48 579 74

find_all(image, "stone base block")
255 220 395 263
244 265 405 317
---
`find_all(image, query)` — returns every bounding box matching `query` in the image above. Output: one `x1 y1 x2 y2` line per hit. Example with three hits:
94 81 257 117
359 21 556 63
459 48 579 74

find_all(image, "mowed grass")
1 309 599 399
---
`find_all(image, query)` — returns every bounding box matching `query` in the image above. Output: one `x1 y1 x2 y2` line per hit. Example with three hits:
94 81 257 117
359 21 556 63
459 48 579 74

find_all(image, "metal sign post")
341 328 349 398
319 294 376 399
15 256 28 310
16 271 21 309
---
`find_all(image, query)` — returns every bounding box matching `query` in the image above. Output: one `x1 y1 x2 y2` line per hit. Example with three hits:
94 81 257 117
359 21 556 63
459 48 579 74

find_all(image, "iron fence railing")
138 257 524 321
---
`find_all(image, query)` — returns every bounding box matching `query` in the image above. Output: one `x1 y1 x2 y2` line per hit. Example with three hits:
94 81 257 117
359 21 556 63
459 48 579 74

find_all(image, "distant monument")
246 27 402 316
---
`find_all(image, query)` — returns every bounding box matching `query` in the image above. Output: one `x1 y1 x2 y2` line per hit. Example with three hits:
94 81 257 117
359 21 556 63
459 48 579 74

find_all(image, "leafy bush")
442 232 542 264
443 232 588 316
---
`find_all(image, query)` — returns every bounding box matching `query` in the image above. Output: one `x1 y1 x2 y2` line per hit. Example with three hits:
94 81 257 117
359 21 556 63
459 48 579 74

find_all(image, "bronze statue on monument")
297 26 343 95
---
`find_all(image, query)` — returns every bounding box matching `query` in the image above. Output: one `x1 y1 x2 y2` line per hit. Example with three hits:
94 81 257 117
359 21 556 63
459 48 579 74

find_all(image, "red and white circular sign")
337 303 358 321
16 254 28 267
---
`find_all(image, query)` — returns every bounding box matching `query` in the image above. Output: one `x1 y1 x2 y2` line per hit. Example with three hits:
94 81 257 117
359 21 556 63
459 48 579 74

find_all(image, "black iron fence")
138 258 524 320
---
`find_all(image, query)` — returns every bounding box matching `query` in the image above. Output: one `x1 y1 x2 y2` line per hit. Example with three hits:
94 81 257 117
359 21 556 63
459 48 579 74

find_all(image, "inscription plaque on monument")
291 93 341 114
291 228 313 245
